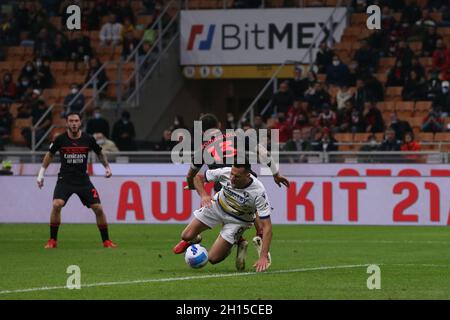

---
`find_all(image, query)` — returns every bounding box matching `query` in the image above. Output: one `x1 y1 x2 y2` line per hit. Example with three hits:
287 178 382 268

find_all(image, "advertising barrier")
180 8 347 65
1 173 448 225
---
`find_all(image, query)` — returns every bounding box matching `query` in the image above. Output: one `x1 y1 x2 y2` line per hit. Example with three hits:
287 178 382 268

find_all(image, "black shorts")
53 179 101 208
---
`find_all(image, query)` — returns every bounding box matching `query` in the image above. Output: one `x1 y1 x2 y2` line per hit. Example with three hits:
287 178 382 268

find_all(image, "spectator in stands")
253 115 267 130
422 26 441 57
395 41 414 68
286 100 304 127
402 70 426 101
0 72 17 104
225 113 237 130
389 112 413 141
156 129 177 151
422 108 444 133
0 103 12 150
347 61 358 87
359 134 379 152
34 58 54 90
22 98 51 149
313 127 338 152
289 67 309 100
306 70 318 87
317 103 337 132
112 111 137 151
293 112 312 133
365 74 385 102
283 128 313 162
354 79 368 112
386 59 407 87
363 101 385 133
316 41 334 74
33 28 54 60
68 31 93 70
16 76 32 101
425 70 442 101
63 84 85 113
20 61 37 83
304 81 331 114
53 33 69 61
400 132 421 157
432 81 450 116
379 128 401 151
432 39 450 79
93 132 119 153
100 13 123 47
353 40 378 76
338 101 365 133
326 55 350 87
410 56 425 80
86 107 110 138
15 1 30 32
86 58 108 90
415 8 437 37
336 85 354 111
268 112 291 144
267 81 294 115
121 17 135 38
402 0 422 25
121 30 140 60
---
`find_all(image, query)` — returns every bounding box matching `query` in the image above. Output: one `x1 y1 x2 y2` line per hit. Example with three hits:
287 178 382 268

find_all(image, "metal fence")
1 151 448 164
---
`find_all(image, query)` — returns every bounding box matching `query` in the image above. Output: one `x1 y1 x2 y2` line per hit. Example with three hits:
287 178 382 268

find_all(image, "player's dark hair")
65 111 82 120
233 162 258 177
200 113 219 131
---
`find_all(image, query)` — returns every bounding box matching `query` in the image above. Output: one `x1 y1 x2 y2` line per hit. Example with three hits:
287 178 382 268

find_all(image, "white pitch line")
0 263 371 295
274 239 450 245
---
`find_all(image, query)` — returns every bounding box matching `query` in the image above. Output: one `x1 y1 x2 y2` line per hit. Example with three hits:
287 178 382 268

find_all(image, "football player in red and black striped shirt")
37 111 117 249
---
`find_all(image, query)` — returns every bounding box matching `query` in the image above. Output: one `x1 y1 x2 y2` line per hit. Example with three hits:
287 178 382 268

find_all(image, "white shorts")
193 202 252 245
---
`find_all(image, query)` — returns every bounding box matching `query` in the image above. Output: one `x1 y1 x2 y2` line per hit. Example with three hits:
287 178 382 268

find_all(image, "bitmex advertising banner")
0 176 448 225
180 8 347 65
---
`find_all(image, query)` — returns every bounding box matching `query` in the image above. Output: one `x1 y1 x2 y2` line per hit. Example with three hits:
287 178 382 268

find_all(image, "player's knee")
52 200 65 211
91 204 103 216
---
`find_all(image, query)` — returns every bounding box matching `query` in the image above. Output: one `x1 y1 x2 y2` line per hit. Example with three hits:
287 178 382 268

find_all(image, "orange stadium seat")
377 101 396 112
437 27 450 37
354 133 371 142
434 132 450 142
385 87 403 101
416 132 434 142
409 117 424 129
11 118 32 146
334 133 353 143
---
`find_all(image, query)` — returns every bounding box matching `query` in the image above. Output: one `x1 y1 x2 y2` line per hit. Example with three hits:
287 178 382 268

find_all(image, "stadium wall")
1 164 449 226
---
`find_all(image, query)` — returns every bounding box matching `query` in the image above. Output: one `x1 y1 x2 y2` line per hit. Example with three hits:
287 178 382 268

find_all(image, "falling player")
181 114 289 270
36 111 117 249
174 164 273 272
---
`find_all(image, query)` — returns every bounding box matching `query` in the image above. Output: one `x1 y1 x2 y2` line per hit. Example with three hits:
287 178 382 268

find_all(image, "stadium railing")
1 151 448 165
239 0 351 125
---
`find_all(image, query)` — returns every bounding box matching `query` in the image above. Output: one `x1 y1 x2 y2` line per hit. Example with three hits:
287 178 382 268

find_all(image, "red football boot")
103 240 118 248
44 239 57 249
172 235 202 254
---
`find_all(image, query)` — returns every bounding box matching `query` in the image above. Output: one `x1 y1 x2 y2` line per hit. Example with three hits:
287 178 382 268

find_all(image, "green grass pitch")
0 224 449 300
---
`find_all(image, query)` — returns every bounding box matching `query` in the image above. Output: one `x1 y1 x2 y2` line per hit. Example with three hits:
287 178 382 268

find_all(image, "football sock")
97 224 110 242
50 223 60 240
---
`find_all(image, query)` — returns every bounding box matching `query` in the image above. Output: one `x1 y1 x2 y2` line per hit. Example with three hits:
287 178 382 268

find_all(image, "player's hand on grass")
201 195 212 208
273 173 290 188
254 255 270 272
105 167 112 178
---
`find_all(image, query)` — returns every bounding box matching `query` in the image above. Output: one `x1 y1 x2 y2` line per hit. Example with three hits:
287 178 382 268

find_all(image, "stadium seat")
385 87 403 101
416 132 434 142
353 133 371 143
419 57 433 68
434 132 450 142
409 42 422 54
334 133 353 143
415 101 432 114
409 117 424 129
351 13 367 25
437 27 450 36
377 101 396 112
9 103 21 118
395 101 414 112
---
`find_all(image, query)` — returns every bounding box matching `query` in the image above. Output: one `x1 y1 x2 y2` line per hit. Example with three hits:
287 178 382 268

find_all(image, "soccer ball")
184 244 209 269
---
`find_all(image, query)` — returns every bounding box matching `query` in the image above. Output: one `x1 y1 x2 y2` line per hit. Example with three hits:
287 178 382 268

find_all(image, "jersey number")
207 140 237 161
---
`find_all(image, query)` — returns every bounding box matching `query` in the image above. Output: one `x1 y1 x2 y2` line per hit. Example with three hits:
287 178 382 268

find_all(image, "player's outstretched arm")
253 217 273 272
97 152 112 178
37 152 54 189
193 173 212 208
